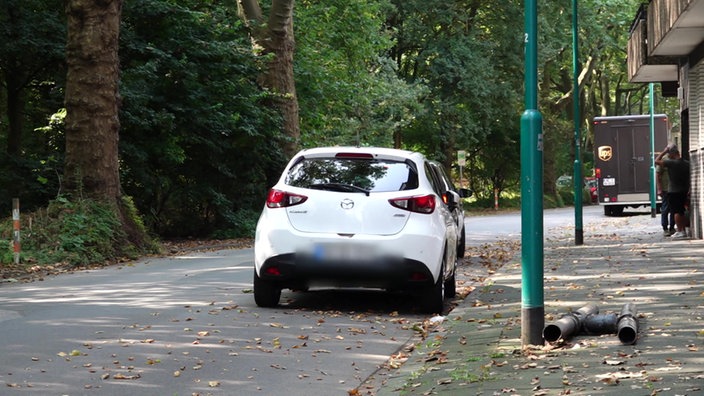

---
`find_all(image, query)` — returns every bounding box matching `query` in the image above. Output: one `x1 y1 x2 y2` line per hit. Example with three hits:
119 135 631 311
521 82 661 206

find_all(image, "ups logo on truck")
598 146 612 161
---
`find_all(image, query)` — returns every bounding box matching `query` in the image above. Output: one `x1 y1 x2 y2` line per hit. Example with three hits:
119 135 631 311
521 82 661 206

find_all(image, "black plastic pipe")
543 304 599 342
582 313 618 335
617 303 638 345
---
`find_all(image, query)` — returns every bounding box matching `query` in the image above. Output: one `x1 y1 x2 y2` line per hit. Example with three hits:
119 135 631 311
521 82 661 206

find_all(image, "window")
286 157 418 192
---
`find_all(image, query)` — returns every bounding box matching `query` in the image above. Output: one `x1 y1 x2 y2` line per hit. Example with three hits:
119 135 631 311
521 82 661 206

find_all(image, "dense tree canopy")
0 0 676 240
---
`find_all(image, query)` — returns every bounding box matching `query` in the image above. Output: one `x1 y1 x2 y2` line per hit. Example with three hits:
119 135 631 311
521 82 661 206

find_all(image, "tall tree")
64 0 121 200
237 0 299 158
64 0 146 245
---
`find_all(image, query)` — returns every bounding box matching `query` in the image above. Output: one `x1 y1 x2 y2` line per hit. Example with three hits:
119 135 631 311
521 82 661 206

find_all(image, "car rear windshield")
285 157 419 193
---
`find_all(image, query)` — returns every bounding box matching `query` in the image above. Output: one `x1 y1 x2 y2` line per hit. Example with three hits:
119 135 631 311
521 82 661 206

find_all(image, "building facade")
628 0 704 239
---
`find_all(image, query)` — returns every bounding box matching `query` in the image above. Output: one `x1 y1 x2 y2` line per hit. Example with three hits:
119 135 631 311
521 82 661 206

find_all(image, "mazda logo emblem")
340 198 354 209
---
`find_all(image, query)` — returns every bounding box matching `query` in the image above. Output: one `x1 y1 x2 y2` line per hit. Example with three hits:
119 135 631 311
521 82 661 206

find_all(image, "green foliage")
0 238 14 264
3 197 130 266
554 180 595 207
388 0 524 183
118 0 284 237
0 0 67 215
543 193 562 210
0 0 663 245
296 0 424 148
556 188 572 208
465 194 521 211
210 209 261 239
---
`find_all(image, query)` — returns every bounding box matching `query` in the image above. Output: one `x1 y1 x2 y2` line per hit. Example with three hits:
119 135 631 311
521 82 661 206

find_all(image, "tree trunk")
64 0 148 247
64 0 122 201
237 0 300 158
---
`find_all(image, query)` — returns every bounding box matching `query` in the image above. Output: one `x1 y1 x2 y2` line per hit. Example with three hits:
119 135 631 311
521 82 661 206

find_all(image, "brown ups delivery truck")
593 114 669 216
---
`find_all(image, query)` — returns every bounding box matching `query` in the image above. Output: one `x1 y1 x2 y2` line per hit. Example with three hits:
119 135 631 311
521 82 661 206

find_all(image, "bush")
210 208 260 239
1 196 150 267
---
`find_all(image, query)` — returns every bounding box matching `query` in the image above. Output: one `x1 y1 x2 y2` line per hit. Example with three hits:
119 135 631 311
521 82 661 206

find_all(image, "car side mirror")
458 188 472 198
444 190 461 210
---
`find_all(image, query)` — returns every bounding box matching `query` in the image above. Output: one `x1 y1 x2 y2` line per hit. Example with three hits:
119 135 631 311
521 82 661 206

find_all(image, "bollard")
543 304 599 342
12 198 20 264
617 303 638 345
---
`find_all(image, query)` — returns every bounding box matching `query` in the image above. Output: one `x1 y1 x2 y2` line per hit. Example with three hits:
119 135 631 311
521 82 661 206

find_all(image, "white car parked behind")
253 146 470 313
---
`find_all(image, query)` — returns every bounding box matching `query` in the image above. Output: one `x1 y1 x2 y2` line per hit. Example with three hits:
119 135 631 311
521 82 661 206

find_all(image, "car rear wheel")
253 270 281 308
444 263 456 298
457 226 466 258
420 261 445 314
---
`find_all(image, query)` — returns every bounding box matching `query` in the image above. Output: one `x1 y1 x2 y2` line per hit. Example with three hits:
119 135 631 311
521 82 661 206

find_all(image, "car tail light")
389 194 436 214
595 168 601 178
266 189 308 208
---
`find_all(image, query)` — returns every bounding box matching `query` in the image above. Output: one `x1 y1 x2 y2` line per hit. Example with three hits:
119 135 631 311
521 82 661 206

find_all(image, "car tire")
253 270 281 308
420 261 445 314
457 226 466 258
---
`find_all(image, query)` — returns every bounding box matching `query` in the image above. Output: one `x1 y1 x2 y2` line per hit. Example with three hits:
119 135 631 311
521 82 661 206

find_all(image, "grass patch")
1 196 157 268
450 363 495 383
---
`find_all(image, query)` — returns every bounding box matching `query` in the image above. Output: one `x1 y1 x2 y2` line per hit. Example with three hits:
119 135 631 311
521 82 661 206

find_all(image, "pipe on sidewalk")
543 303 639 345
581 313 618 335
542 304 598 342
617 303 638 345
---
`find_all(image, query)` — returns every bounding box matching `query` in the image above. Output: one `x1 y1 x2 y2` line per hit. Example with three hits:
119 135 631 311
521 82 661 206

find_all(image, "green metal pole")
649 83 657 217
572 0 583 245
521 0 544 346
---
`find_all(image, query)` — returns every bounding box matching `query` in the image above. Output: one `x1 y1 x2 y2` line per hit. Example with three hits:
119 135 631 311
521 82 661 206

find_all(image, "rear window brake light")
335 152 374 159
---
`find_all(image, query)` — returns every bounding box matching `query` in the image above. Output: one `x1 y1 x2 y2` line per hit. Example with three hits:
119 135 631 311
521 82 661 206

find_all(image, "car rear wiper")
309 183 370 196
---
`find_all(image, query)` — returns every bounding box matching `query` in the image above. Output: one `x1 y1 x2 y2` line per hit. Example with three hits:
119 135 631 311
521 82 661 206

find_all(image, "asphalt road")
0 244 432 395
0 204 641 395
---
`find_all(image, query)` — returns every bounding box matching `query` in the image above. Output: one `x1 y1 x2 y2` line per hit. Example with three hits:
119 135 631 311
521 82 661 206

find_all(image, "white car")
253 147 470 313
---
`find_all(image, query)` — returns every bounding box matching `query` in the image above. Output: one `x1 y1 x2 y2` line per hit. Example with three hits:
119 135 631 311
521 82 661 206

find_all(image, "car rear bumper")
257 253 436 291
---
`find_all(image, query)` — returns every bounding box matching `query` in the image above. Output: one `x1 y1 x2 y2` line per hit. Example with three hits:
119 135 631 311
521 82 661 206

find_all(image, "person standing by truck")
655 144 690 239
656 153 675 236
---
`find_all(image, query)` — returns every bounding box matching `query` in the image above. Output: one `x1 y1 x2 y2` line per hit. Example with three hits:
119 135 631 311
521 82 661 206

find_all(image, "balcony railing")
626 0 703 83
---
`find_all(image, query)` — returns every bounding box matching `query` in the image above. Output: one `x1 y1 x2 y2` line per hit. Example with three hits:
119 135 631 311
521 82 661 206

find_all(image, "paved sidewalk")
377 213 704 395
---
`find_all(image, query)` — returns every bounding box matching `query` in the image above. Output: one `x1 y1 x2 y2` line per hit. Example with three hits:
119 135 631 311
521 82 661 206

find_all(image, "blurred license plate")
602 178 615 186
312 243 376 262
